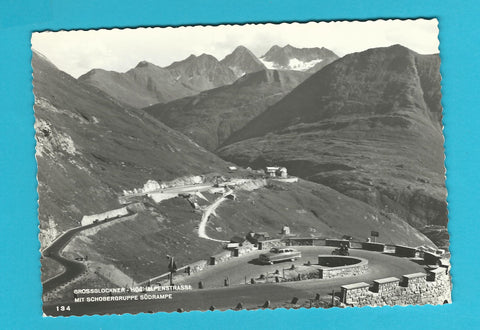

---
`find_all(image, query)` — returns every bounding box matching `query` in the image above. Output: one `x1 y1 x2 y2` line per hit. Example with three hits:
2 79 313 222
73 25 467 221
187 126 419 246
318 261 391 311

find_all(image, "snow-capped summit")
260 45 339 73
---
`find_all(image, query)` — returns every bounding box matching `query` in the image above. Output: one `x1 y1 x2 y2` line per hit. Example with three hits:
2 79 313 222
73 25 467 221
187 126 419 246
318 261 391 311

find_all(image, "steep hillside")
210 179 435 248
145 69 309 150
79 54 237 108
62 179 435 285
260 44 339 73
218 45 447 245
220 45 266 77
33 50 230 244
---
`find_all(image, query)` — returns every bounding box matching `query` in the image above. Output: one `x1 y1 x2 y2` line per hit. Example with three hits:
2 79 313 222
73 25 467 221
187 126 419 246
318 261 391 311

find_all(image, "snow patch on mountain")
288 58 323 71
259 58 277 70
259 57 323 71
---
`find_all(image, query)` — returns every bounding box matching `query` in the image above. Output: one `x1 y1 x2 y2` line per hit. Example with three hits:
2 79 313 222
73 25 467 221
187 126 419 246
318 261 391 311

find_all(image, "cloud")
32 19 439 78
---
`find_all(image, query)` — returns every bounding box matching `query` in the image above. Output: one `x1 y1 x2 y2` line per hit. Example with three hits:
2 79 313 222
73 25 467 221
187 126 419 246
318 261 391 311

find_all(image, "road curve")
197 190 232 243
43 246 426 316
42 214 135 293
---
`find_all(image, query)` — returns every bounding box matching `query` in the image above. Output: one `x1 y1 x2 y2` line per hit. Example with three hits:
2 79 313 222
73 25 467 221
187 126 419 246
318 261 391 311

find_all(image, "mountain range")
218 45 447 245
34 42 445 294
33 50 231 244
78 45 339 108
34 42 446 252
144 68 309 150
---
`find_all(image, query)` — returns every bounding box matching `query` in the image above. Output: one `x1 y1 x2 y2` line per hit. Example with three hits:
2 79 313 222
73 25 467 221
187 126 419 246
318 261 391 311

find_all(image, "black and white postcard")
32 19 451 316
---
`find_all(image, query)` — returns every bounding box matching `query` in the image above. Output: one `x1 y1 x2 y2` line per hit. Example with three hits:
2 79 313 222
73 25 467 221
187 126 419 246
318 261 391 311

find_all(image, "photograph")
32 19 451 316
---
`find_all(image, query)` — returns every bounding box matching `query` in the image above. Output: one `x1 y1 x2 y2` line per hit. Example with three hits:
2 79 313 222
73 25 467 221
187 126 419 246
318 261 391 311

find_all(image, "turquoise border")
1 0 479 328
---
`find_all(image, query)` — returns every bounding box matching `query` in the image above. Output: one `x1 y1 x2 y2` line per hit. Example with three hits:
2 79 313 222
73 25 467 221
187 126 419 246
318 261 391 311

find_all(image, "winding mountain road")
43 247 426 316
41 214 135 293
197 189 233 243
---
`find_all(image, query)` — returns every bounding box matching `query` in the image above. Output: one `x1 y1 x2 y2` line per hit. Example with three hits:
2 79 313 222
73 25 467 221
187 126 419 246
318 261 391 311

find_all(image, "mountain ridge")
78 44 339 108
33 50 231 244
217 44 447 246
260 44 339 72
144 68 309 150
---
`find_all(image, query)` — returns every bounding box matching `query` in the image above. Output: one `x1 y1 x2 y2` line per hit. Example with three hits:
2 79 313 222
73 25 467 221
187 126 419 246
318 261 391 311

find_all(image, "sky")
32 19 439 78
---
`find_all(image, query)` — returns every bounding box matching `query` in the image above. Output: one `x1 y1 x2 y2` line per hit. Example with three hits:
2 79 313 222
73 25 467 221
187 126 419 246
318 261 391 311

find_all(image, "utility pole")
167 255 177 286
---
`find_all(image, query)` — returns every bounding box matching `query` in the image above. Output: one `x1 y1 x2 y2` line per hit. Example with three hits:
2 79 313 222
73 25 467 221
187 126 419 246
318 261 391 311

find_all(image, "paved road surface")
41 214 135 293
175 246 424 289
43 246 425 316
198 189 232 243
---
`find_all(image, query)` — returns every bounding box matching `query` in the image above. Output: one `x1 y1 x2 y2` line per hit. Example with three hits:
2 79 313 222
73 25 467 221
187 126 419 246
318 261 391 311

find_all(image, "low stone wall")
281 256 368 282
144 243 259 285
361 242 386 252
188 260 209 273
319 257 368 279
258 239 283 250
325 239 351 247
341 268 451 306
372 277 400 293
284 237 326 246
395 245 417 257
340 282 370 302
210 251 233 265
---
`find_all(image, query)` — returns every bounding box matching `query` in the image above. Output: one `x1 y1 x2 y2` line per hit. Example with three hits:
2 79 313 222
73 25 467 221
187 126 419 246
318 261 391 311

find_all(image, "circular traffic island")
317 255 368 279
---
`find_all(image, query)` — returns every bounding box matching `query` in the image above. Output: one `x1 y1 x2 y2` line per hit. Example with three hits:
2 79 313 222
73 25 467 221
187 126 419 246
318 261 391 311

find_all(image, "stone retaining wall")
341 268 451 306
258 239 283 250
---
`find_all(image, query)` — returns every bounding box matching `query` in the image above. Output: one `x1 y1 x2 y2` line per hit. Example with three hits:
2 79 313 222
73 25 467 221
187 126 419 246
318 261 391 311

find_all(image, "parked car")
259 247 302 265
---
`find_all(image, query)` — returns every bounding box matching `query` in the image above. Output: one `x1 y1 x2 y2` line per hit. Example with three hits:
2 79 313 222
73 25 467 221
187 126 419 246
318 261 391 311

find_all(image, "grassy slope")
218 46 448 246
64 198 223 282
33 50 230 239
208 180 435 247
62 179 435 284
145 69 309 150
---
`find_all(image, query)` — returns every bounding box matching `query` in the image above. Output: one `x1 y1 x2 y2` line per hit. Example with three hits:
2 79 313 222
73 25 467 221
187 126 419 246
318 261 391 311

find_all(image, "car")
258 247 302 265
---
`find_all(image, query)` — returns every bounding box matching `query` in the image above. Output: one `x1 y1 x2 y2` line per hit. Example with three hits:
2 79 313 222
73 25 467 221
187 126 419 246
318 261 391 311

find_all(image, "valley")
33 40 449 313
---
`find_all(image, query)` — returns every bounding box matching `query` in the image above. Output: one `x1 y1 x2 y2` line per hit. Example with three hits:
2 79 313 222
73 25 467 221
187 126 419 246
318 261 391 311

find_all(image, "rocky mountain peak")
220 45 265 77
260 44 339 72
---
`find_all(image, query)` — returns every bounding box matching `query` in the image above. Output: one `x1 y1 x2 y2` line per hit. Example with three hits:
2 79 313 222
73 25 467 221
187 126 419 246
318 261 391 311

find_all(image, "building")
276 167 288 178
230 236 246 245
265 166 288 178
266 166 280 177
281 225 291 235
246 231 271 244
